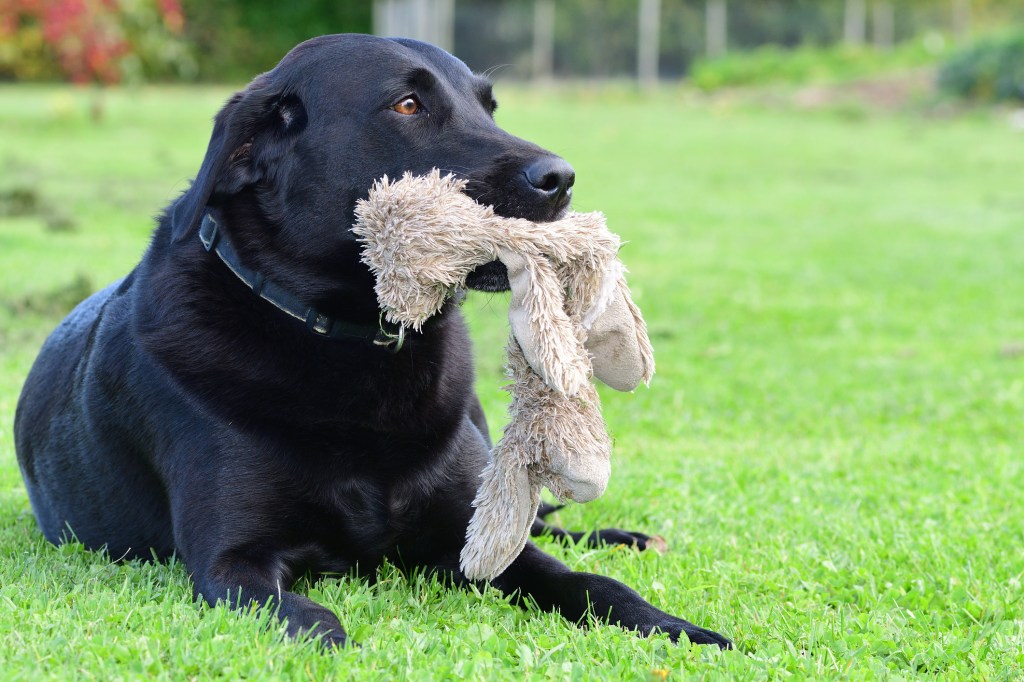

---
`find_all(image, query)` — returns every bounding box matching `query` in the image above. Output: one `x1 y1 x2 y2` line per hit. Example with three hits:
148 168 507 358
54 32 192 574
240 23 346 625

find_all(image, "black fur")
14 34 730 650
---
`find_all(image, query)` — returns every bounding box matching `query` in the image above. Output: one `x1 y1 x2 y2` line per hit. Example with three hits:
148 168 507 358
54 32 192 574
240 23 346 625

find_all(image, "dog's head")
169 34 574 318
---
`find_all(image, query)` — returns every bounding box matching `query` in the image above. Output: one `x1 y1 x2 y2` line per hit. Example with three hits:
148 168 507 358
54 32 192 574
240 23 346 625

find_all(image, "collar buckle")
374 314 406 353
199 214 220 252
306 311 333 336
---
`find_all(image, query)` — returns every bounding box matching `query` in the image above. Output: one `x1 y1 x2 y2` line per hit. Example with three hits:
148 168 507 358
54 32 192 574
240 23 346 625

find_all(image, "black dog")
14 34 730 649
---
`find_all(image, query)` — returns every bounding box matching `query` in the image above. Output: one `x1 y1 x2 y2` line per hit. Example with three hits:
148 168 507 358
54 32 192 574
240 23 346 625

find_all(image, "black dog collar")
198 213 405 352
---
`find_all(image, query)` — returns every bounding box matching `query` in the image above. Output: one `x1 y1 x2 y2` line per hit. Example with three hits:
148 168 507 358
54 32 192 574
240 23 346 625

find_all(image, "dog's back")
15 276 175 559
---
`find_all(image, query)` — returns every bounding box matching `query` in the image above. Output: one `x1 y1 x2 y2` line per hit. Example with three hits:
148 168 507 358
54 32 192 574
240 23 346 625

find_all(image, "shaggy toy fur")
353 171 654 579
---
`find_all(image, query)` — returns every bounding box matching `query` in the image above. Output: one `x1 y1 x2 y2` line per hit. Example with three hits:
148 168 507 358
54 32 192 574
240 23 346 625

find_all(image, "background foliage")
178 0 371 82
938 29 1024 102
0 0 193 83
2 1 1024 87
690 40 943 91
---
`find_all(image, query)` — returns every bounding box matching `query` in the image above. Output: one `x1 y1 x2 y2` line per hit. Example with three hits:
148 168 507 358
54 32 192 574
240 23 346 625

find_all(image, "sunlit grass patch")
1 84 1022 679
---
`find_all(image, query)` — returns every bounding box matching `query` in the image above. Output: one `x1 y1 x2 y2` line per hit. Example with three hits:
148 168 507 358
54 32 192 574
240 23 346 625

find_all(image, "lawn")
1 83 1022 680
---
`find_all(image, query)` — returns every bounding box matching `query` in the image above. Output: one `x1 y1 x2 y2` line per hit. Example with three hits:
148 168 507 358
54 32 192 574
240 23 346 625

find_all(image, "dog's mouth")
464 202 570 293
465 260 511 292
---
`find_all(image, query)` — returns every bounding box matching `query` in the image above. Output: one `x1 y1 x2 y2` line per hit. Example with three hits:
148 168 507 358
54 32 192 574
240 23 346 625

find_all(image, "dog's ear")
170 76 308 243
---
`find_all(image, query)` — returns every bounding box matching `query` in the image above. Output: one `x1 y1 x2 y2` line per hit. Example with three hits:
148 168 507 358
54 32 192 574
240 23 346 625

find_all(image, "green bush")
937 32 1024 103
0 0 371 84
180 0 372 82
0 0 193 84
690 40 945 92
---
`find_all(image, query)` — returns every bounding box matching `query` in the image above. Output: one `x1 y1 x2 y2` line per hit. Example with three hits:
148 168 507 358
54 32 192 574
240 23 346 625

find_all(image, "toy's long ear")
585 271 656 391
460 454 539 581
619 272 656 385
501 248 590 396
169 75 307 243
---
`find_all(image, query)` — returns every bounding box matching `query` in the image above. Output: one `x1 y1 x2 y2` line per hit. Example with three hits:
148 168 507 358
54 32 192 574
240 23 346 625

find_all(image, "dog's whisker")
480 64 512 80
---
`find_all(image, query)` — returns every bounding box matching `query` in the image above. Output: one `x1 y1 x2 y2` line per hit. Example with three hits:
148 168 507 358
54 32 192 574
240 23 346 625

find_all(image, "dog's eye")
391 97 421 115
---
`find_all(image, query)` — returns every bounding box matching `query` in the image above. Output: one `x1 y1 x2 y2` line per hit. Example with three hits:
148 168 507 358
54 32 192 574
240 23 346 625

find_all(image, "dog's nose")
523 157 575 201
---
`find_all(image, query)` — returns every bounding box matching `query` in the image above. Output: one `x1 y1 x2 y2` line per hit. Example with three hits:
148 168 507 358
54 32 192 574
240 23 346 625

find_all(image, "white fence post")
638 0 661 86
372 0 454 51
872 1 895 51
843 0 867 46
533 0 555 81
706 0 727 58
952 0 971 43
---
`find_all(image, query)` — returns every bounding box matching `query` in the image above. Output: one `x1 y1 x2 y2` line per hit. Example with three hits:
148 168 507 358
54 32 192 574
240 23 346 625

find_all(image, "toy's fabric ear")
500 248 590 396
169 76 307 243
533 380 612 504
619 273 656 384
584 272 655 392
460 453 539 581
460 340 614 581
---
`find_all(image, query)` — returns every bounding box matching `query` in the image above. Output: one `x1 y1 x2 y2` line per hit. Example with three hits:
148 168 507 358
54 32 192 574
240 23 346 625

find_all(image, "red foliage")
0 0 186 84
158 0 184 34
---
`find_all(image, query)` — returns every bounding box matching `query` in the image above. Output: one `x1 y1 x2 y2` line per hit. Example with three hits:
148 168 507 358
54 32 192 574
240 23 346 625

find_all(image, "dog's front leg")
191 555 349 648
490 542 732 649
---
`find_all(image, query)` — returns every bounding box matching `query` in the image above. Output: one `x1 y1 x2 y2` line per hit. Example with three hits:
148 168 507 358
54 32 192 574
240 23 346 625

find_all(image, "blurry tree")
451 0 1020 80
118 0 196 82
659 1 705 76
723 0 844 49
0 0 191 117
951 0 970 42
0 0 130 84
3 0 1024 86
0 0 370 85
454 1 534 77
180 0 371 81
553 0 639 77
0 0 192 83
938 29 1024 101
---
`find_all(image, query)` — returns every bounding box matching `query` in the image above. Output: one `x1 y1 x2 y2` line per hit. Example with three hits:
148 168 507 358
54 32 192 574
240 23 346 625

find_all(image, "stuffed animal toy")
353 170 654 580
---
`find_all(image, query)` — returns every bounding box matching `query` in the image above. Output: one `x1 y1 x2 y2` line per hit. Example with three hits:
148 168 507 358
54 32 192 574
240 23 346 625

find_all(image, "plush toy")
353 170 654 580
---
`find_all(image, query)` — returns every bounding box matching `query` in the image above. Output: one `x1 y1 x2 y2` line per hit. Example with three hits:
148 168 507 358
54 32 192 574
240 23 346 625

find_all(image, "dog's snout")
523 157 575 201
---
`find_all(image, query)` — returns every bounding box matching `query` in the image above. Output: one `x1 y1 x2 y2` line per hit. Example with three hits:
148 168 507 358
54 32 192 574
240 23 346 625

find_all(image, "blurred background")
0 0 1022 98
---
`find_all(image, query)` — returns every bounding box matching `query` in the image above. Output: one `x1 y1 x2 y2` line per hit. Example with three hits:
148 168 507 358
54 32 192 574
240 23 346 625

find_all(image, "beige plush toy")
353 170 654 580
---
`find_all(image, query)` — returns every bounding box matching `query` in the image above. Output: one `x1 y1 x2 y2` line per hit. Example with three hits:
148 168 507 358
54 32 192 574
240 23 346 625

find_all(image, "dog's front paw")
592 528 667 553
657 618 733 650
279 599 353 650
315 625 353 650
291 620 353 650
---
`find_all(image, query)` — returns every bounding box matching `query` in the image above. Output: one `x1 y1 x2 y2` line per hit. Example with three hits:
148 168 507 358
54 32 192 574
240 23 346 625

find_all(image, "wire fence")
374 0 1024 80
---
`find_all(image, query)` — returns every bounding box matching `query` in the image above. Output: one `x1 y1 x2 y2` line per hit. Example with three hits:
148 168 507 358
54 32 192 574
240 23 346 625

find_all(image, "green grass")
1 83 1023 680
